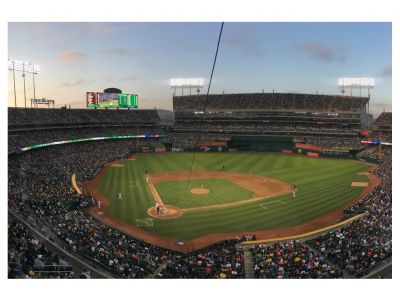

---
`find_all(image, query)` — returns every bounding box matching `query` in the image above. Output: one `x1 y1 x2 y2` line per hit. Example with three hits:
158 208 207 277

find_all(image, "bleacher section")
8 108 161 130
173 93 371 143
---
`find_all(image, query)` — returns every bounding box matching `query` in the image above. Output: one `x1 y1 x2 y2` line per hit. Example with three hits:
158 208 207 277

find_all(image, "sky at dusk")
8 22 392 116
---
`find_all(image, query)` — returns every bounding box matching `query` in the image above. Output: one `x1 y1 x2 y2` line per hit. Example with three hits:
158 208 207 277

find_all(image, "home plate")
97 211 104 215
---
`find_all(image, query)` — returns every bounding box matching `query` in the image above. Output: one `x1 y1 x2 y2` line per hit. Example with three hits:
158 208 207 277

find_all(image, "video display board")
98 93 118 107
118 94 138 108
87 92 138 108
20 134 162 152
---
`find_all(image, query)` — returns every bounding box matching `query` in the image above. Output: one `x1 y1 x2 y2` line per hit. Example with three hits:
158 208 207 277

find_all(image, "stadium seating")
173 93 371 143
8 108 160 128
7 106 391 279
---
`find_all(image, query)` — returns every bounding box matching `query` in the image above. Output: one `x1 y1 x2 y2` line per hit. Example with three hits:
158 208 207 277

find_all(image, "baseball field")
84 152 375 249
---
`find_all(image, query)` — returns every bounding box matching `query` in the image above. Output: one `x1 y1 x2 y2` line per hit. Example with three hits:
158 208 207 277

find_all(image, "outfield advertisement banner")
197 141 227 147
20 134 162 152
361 140 392 146
295 143 322 151
281 149 293 155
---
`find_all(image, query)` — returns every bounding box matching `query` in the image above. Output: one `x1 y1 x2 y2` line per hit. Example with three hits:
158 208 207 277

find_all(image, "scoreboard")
118 94 138 108
87 92 138 108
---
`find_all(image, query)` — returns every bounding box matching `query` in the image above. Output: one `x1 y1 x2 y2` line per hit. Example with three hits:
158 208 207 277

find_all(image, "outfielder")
293 185 297 198
118 192 123 201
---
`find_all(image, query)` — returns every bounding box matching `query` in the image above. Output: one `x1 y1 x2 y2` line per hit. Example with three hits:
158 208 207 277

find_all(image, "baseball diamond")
84 152 376 247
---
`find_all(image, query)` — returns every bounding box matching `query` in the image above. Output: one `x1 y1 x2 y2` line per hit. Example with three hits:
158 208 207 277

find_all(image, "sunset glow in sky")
8 22 392 116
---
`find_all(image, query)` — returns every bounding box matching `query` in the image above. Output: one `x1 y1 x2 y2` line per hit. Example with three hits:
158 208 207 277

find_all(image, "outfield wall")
228 136 294 152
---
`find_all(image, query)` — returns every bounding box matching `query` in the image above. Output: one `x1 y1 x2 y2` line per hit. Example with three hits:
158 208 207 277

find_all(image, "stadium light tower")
170 78 204 96
338 77 374 113
8 59 40 108
338 77 374 97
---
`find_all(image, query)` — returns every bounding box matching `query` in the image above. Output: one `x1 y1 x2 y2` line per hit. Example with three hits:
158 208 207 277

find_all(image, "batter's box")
135 218 154 227
259 200 287 210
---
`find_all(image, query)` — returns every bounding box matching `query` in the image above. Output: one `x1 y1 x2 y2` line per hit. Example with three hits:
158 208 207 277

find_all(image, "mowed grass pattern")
97 152 370 240
155 178 254 209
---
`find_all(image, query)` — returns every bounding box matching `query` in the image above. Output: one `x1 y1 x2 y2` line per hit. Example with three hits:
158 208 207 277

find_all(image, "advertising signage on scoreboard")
86 92 138 108
87 92 99 108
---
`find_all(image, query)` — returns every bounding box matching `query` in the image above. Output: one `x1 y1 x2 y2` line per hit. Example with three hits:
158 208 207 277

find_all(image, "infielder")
293 185 297 198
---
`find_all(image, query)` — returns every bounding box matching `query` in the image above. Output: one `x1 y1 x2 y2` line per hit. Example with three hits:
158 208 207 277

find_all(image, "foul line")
259 200 286 210
241 214 365 245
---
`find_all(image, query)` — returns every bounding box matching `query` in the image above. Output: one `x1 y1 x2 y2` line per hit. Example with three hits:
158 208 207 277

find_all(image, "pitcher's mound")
191 188 210 195
147 205 183 219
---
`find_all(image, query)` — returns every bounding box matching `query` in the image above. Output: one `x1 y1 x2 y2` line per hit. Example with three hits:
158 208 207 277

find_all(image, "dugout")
228 136 294 152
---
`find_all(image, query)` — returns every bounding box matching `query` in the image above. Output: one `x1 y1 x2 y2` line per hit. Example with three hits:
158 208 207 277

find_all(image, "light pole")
22 72 27 109
33 71 36 104
8 59 40 109
12 67 16 108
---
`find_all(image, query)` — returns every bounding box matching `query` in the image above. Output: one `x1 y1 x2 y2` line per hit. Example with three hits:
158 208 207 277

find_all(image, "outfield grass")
97 152 370 240
154 178 254 209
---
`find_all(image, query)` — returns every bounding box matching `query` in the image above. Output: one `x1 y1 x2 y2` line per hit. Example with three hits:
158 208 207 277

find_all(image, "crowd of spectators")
8 107 160 127
158 240 244 279
174 121 361 137
298 136 363 150
174 93 369 112
373 112 392 127
251 240 342 278
366 131 392 143
8 219 75 279
174 93 366 137
307 147 392 276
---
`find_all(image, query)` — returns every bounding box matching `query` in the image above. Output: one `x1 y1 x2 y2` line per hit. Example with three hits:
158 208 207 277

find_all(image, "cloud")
296 43 347 62
58 49 87 61
104 47 136 56
61 79 90 87
224 25 264 55
382 64 392 77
